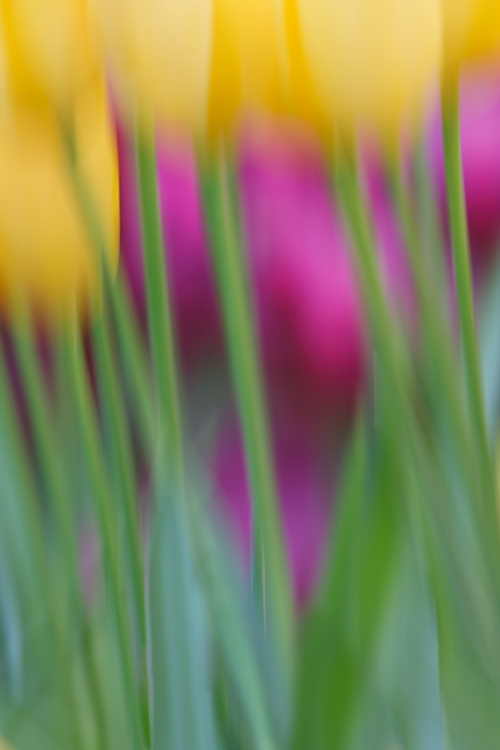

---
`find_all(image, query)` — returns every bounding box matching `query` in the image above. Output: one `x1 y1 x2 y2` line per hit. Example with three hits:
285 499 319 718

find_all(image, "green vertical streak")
386 161 476 489
336 148 500 661
63 127 151 640
441 81 495 515
199 154 294 688
13 318 80 619
92 310 145 647
68 322 144 750
109 273 155 454
92 309 151 744
135 129 184 495
12 317 88 750
333 151 409 403
0 347 46 606
63 119 156 746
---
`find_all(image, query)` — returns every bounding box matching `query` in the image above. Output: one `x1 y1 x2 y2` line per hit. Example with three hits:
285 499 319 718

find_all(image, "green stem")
92 308 151 742
109 272 155 454
63 127 151 632
0 347 46 606
135 127 184 495
386 160 475 485
198 153 294 687
13 319 79 610
441 81 495 513
12 316 88 750
0 346 83 736
68 321 145 750
412 141 447 293
92 309 146 648
333 152 409 402
62 119 155 455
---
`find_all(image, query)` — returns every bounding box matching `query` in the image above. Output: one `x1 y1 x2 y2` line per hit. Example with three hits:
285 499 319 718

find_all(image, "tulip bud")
206 0 284 138
295 0 441 138
439 0 500 74
0 81 118 322
91 0 212 136
0 0 99 115
93 0 289 140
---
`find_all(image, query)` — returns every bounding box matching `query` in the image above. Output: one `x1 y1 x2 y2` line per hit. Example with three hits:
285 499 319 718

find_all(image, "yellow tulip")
0 81 118 322
93 0 288 139
271 0 329 135
439 0 500 73
206 0 283 138
0 0 99 115
91 0 212 136
295 0 441 138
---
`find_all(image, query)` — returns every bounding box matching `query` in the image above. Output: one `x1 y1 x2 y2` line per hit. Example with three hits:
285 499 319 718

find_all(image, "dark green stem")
135 128 184 496
68 322 145 750
441 81 495 515
199 153 294 687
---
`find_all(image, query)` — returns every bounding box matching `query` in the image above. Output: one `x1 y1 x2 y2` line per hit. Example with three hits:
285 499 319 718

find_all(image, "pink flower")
117 125 221 368
239 126 414 426
239 129 366 427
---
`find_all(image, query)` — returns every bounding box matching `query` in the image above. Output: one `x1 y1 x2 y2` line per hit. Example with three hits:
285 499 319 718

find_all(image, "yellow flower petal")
275 0 330 136
0 80 118 322
464 0 500 62
439 0 500 74
0 0 99 114
207 0 284 136
92 0 212 136
296 0 441 138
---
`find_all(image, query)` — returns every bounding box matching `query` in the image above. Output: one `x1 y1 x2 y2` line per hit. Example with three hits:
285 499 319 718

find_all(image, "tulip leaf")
194 508 286 750
291 391 407 750
148 494 218 750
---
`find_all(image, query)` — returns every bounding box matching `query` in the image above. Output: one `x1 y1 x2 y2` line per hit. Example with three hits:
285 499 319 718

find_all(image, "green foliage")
1 124 500 750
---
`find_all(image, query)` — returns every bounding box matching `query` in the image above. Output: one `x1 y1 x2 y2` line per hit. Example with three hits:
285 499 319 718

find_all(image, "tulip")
94 0 288 139
206 0 284 137
0 82 118 322
295 0 441 138
439 0 500 75
92 0 212 136
0 0 99 115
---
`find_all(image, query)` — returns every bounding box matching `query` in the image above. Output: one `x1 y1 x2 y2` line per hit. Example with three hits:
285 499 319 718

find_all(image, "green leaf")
148 495 218 750
291 394 407 750
194 511 284 750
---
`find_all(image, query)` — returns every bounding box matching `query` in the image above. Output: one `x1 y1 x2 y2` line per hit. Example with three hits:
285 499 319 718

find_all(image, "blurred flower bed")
2 3 500 750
